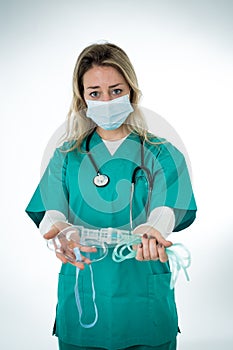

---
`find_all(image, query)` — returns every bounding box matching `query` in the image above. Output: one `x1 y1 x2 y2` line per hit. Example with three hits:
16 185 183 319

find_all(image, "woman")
26 43 197 350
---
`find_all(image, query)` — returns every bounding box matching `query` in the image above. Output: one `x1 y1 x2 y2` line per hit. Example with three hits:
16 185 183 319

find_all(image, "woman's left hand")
133 225 173 263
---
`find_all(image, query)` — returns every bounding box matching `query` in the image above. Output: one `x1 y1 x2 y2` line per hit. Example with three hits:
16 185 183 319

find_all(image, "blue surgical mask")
86 94 134 130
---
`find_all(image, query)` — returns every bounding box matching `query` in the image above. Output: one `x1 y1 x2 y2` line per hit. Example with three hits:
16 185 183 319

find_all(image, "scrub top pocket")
56 273 78 340
148 272 178 344
56 269 101 338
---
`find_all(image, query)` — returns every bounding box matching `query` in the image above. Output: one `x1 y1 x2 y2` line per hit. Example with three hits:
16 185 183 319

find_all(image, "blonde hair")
63 42 151 150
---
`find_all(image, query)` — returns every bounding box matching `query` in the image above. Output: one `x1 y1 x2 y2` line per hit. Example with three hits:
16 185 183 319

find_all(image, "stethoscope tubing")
85 129 154 228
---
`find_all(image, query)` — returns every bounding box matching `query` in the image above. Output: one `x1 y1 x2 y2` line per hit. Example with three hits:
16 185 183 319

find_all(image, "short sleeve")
25 147 69 227
149 141 197 231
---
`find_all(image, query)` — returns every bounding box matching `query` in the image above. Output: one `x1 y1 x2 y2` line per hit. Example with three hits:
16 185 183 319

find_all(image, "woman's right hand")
43 222 96 270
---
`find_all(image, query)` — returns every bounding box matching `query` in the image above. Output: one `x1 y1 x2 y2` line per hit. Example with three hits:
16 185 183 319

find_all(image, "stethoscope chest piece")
93 173 110 187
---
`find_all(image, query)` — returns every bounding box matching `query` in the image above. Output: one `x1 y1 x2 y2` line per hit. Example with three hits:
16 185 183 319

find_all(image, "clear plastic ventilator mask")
86 94 134 130
48 225 191 329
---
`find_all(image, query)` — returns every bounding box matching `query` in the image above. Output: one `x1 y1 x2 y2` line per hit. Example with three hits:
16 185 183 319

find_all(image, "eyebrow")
86 83 125 90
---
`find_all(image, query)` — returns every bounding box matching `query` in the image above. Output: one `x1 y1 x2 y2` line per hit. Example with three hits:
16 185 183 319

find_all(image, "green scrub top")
26 132 197 349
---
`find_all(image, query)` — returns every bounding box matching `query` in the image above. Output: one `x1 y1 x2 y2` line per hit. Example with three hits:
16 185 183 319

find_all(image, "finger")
157 244 169 263
149 238 159 260
56 252 86 270
70 250 93 268
81 256 92 265
153 230 172 248
79 245 97 253
56 252 68 263
133 225 172 248
69 260 86 270
43 222 71 240
56 250 76 263
135 243 144 261
142 234 150 260
44 226 60 240
157 236 173 248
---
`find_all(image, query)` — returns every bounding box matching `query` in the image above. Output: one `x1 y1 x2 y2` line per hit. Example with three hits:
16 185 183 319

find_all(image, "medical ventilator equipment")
48 225 191 328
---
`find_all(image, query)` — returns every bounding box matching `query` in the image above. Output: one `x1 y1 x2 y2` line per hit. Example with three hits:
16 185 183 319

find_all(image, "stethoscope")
85 128 154 229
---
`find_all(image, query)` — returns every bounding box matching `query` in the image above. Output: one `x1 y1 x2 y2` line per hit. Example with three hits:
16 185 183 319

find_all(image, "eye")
89 91 100 98
112 88 123 96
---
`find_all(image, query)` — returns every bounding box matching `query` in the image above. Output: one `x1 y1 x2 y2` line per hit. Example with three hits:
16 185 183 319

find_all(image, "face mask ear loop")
73 247 98 328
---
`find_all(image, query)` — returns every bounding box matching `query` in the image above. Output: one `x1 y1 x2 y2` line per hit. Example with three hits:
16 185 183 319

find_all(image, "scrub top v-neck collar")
102 136 128 156
88 130 140 159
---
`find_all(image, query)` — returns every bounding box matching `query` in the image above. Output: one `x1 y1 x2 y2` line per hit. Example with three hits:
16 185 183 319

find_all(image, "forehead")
83 65 126 87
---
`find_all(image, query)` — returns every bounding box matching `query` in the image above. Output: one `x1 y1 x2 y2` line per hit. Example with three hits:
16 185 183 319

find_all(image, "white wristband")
39 210 67 236
136 207 175 239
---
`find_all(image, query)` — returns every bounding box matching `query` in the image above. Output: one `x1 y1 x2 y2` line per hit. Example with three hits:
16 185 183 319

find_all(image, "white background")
1 0 233 349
